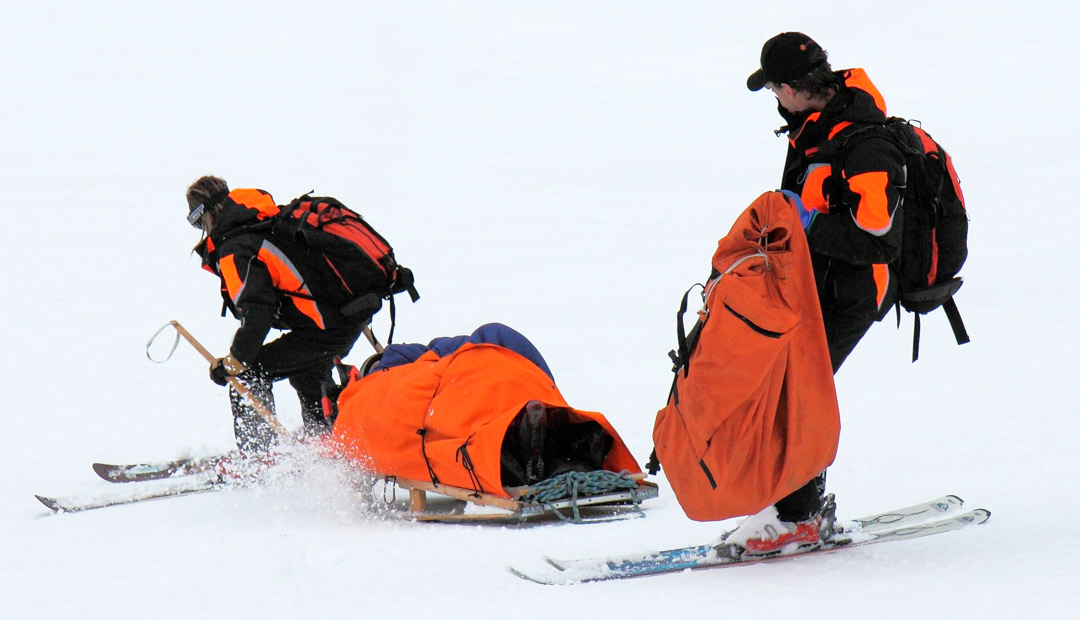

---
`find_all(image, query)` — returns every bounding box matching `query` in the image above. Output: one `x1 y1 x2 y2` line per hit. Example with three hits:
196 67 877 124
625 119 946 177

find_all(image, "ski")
545 494 965 572
36 476 228 513
92 452 237 483
509 501 990 584
40 453 287 513
848 494 965 531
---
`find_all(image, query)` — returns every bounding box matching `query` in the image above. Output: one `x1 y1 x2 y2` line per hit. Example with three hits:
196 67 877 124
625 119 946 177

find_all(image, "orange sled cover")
332 342 640 497
653 191 840 521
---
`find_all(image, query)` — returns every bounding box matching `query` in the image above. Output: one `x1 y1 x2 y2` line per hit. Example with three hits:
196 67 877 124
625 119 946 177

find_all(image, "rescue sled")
333 324 658 523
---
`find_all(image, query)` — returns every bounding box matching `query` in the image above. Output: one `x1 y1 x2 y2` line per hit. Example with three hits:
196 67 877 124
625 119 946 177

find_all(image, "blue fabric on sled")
372 323 554 381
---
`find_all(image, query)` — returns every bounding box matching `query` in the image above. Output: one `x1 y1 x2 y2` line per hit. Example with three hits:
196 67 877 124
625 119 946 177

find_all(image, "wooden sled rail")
384 475 660 524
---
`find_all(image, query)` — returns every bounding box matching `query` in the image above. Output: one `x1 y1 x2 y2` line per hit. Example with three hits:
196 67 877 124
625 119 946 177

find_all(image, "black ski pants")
775 256 895 522
230 323 366 452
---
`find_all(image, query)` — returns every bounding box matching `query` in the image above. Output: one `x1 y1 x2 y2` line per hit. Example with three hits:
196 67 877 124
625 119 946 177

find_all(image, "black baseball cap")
747 32 826 91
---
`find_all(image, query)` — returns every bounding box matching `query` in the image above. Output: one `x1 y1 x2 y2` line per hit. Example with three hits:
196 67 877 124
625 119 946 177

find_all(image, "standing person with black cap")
186 175 369 453
723 34 907 554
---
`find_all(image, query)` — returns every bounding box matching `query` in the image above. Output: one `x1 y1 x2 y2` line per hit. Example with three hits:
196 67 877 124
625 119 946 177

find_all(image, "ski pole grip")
168 321 290 438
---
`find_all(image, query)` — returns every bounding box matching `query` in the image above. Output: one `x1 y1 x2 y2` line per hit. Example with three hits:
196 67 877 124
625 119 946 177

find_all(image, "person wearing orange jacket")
186 175 368 452
726 33 906 553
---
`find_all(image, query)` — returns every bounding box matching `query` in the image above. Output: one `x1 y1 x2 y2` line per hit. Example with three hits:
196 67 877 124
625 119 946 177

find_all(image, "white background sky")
2 2 1077 618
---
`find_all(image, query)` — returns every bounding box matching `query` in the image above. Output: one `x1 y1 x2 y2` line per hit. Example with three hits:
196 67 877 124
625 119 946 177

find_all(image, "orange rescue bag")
652 191 840 521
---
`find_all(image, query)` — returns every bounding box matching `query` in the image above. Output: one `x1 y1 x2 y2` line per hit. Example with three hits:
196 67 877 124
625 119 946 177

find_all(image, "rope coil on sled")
522 470 640 522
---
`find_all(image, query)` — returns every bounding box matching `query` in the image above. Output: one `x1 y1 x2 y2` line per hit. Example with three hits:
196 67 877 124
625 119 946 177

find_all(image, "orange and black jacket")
195 189 355 365
777 68 905 316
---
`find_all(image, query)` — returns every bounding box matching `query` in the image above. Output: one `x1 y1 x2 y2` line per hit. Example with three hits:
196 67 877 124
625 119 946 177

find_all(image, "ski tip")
35 495 62 512
543 555 568 571
91 463 117 482
507 566 559 585
970 508 991 524
945 494 964 505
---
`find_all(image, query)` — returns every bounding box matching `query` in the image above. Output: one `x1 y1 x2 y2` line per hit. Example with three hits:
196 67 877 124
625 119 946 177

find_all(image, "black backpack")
273 195 420 343
832 118 970 361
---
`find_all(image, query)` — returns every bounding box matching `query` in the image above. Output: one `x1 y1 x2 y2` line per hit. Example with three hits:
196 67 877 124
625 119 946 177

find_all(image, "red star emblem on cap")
800 44 807 51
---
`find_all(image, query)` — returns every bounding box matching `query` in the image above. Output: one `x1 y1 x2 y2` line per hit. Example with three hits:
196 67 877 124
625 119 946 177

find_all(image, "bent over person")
187 175 369 452
727 33 906 552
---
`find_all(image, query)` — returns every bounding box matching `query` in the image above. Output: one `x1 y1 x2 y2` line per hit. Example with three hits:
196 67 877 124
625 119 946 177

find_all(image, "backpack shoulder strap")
820 120 901 204
826 118 923 168
212 220 274 247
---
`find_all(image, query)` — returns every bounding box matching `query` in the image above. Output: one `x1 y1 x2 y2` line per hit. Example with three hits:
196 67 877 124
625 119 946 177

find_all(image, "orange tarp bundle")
652 191 840 521
332 342 640 497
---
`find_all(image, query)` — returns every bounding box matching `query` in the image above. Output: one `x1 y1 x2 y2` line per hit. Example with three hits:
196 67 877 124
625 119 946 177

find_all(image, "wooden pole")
362 325 385 354
169 321 290 438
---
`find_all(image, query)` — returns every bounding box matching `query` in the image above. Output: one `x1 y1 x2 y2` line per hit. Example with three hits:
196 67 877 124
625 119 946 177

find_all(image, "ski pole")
363 324 385 354
164 321 290 438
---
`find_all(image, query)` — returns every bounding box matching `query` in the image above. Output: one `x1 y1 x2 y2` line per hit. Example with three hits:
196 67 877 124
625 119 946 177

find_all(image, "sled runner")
379 472 658 524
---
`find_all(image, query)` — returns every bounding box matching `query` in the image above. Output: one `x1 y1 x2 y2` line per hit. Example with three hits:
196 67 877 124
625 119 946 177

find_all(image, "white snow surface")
2 1 1077 618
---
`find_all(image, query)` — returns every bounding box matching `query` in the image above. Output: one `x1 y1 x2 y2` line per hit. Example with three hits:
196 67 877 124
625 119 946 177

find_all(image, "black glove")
209 355 247 387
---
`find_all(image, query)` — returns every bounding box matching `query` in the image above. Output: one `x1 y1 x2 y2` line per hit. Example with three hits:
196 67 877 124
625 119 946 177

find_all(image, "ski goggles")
187 202 206 228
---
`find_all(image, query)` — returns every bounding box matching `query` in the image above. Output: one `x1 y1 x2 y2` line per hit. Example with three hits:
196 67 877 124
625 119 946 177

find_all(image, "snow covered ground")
2 1 1077 617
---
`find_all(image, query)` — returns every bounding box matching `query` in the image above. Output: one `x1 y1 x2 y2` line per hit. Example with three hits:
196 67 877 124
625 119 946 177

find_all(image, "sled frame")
383 476 659 524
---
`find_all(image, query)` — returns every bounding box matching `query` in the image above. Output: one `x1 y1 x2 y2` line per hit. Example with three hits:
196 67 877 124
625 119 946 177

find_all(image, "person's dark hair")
186 175 229 211
788 61 841 99
186 175 230 232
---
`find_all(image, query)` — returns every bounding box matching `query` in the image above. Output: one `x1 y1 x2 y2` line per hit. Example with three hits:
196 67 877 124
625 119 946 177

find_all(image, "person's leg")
742 260 887 546
767 312 871 520
229 369 278 453
774 471 827 522
815 256 889 374
288 364 336 434
252 325 364 434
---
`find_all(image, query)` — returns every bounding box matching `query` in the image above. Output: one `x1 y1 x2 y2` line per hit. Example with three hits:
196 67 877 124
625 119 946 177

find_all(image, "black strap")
340 293 382 317
655 287 705 479
943 297 970 345
395 266 420 302
912 312 922 362
698 459 718 490
645 449 661 476
908 296 969 362
383 266 419 345
387 294 397 345
417 428 439 486
675 284 703 378
455 442 483 497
